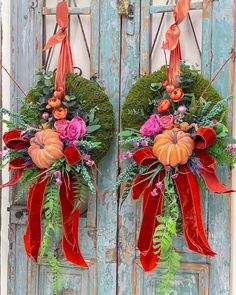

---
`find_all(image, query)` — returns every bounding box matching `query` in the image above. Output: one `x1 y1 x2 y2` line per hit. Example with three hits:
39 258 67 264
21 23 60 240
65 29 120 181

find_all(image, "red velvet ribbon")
0 130 30 188
1 130 87 267
64 145 82 165
60 173 88 268
174 165 216 256
132 148 165 271
131 145 233 272
162 0 191 85
44 0 74 92
24 175 49 261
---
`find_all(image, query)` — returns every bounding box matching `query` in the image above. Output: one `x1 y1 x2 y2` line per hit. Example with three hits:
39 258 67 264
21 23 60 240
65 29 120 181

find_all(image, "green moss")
122 66 224 129
25 74 114 163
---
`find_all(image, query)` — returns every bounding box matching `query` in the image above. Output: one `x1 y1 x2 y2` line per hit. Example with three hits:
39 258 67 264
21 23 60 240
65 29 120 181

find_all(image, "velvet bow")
131 127 233 272
1 129 88 268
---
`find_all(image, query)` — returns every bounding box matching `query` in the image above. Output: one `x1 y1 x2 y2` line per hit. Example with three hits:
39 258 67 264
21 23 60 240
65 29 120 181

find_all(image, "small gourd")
153 129 194 167
28 129 64 169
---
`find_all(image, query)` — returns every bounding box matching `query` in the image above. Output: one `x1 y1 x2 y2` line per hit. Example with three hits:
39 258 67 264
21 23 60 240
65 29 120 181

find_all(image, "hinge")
126 4 135 36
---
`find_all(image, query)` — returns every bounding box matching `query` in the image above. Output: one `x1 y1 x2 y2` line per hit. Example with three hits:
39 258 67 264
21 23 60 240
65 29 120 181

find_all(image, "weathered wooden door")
7 0 234 294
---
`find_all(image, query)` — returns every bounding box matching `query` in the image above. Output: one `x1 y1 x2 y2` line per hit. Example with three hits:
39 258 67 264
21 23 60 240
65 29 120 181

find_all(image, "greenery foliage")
122 65 225 129
24 72 114 163
153 173 181 295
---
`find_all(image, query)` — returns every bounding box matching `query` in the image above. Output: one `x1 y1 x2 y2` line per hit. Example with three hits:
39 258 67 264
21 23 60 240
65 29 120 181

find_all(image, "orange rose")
162 80 169 87
166 85 175 93
47 97 61 108
53 107 68 120
54 91 62 99
170 88 184 102
158 99 171 113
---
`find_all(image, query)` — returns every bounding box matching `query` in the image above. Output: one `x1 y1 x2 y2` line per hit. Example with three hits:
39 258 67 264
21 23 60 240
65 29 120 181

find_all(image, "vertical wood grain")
118 1 141 294
202 0 235 294
140 0 152 75
97 0 120 294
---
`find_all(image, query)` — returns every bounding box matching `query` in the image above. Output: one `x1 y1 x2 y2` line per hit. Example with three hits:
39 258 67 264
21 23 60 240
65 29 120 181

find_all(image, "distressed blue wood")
42 7 90 15
8 1 102 294
96 0 120 294
118 1 141 294
202 0 235 294
150 1 203 14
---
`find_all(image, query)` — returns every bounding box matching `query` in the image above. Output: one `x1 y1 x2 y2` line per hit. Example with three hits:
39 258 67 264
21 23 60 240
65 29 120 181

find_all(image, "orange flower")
158 99 171 113
47 97 61 108
166 85 175 93
162 80 169 87
54 90 64 99
170 88 184 102
53 107 68 120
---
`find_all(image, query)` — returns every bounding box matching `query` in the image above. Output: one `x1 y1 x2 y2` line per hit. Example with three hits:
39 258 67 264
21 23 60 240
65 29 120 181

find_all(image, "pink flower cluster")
140 114 174 138
54 116 87 141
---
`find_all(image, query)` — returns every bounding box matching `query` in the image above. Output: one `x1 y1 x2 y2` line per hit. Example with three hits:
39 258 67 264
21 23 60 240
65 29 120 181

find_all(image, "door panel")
7 0 234 294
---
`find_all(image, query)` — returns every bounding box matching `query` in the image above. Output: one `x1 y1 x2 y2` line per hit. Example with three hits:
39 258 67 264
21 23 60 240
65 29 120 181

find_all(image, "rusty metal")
188 13 202 57
149 0 170 58
73 0 91 59
44 23 58 70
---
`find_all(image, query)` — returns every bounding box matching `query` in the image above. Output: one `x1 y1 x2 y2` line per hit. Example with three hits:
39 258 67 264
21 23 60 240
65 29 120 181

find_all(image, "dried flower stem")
200 48 236 98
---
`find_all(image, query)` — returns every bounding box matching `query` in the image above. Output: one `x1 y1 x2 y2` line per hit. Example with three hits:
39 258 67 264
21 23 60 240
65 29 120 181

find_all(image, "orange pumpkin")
28 129 64 169
153 129 194 167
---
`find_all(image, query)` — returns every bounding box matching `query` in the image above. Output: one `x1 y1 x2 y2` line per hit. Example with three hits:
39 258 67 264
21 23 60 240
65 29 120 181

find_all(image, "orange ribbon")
44 0 74 92
162 0 191 85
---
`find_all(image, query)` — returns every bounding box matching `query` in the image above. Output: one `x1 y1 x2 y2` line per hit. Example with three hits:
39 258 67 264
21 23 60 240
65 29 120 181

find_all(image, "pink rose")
159 115 174 130
140 114 161 137
54 119 69 133
60 117 87 141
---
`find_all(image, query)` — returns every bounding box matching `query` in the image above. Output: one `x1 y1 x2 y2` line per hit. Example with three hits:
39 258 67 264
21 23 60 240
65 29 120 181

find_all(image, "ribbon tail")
175 166 216 256
137 172 165 272
24 175 49 262
55 36 74 91
0 170 24 188
200 168 234 194
60 174 88 268
196 150 235 194
168 42 181 85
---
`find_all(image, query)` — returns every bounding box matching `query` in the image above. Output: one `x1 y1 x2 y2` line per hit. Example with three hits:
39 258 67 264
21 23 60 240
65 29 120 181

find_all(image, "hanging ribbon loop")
162 0 191 85
44 1 74 92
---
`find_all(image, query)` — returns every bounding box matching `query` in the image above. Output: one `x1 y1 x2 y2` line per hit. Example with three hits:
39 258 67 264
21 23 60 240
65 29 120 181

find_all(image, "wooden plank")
0 2 2 292
140 0 151 75
150 1 203 14
201 0 213 77
133 260 210 294
8 0 44 292
118 1 141 294
90 0 100 81
41 7 91 16
97 0 121 294
204 0 235 294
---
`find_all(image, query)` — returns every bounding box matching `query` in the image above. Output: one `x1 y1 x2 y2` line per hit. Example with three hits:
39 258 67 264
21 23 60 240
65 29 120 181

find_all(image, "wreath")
116 64 235 294
122 65 225 129
25 72 114 163
0 1 114 293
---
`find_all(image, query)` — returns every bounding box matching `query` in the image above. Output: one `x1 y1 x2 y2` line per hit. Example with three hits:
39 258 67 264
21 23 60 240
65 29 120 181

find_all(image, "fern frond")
48 251 63 295
153 173 181 294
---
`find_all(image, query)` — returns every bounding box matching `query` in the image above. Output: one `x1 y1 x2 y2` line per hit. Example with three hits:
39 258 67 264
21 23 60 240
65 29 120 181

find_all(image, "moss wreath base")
25 72 114 163
122 66 224 130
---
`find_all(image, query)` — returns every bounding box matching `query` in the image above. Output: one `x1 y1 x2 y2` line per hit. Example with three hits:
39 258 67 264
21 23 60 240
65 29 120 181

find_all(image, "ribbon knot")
162 0 191 85
44 1 74 92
